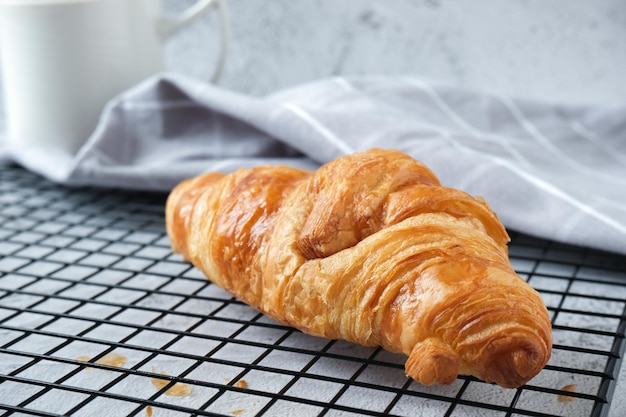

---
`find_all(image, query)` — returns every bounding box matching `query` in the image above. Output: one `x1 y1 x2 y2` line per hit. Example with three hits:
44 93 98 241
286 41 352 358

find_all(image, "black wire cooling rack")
1 164 625 417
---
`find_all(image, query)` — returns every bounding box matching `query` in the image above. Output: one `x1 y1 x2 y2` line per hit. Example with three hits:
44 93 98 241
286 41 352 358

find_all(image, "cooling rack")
0 164 625 417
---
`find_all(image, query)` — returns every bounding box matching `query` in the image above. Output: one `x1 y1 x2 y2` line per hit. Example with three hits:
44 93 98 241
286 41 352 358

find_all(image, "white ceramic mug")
0 0 229 155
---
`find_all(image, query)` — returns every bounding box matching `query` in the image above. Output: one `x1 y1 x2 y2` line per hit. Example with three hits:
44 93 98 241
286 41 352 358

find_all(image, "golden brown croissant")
165 148 552 388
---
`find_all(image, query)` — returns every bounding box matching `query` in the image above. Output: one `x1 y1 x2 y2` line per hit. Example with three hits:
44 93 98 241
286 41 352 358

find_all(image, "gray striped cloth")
1 73 625 255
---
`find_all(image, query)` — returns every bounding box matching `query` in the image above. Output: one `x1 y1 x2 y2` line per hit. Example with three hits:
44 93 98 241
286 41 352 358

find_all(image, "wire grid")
0 164 625 417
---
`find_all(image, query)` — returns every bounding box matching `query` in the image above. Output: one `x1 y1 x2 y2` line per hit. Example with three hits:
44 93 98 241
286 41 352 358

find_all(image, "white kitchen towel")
1 73 625 255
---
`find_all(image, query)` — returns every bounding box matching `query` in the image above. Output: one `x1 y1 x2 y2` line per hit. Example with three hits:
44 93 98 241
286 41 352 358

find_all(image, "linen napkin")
1 73 625 256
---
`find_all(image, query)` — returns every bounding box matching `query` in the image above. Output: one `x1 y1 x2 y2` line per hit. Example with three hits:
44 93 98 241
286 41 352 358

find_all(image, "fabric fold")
1 72 625 255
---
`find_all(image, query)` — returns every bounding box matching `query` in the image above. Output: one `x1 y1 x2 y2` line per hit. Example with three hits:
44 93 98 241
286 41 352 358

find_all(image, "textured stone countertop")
163 0 626 105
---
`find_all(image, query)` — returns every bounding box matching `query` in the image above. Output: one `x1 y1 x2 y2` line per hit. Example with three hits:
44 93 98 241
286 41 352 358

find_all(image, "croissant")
165 148 552 388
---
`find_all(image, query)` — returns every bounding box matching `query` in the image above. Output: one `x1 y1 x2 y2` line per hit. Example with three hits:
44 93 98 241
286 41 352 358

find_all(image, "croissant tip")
405 338 460 386
480 334 551 389
405 330 550 389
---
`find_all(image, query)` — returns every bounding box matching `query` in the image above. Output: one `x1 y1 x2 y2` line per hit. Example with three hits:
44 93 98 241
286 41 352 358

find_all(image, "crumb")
146 405 153 417
150 368 192 397
230 410 247 415
235 380 247 389
96 352 127 367
558 384 577 403
76 352 127 368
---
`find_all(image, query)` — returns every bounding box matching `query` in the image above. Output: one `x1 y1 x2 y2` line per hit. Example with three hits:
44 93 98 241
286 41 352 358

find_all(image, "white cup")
0 0 229 155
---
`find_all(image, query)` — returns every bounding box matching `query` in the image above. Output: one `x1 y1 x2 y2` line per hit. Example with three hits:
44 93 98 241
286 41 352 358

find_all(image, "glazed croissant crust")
166 148 552 388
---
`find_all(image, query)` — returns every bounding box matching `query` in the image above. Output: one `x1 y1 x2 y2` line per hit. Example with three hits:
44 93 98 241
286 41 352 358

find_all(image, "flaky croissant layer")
166 148 552 388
